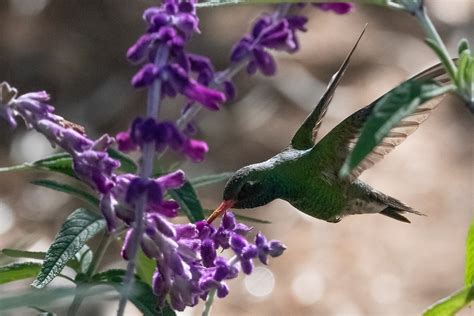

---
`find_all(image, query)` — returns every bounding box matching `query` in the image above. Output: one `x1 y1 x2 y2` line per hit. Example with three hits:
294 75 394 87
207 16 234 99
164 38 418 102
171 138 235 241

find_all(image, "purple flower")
127 0 227 111
117 208 286 311
0 82 119 195
230 13 308 76
116 118 209 162
314 2 354 14
255 232 287 265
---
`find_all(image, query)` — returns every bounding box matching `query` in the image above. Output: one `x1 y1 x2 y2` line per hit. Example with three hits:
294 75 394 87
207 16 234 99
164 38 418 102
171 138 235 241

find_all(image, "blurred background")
0 0 473 315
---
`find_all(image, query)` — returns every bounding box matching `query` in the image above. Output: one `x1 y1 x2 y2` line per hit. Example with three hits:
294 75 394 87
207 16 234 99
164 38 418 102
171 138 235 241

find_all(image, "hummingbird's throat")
207 200 235 224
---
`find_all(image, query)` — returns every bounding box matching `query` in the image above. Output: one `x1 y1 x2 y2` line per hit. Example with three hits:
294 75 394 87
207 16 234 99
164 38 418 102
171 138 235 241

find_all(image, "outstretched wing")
290 25 367 150
315 61 453 181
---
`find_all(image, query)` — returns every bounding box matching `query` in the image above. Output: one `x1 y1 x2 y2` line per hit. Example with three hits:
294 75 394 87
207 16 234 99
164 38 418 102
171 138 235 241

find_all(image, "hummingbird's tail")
377 194 425 223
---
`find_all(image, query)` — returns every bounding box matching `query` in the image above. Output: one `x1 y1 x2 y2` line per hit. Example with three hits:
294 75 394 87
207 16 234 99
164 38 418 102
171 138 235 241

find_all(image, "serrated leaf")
190 172 233 188
340 80 450 177
1 249 46 260
92 269 175 316
169 181 205 223
31 179 99 207
77 245 93 274
465 219 474 286
31 208 105 288
136 250 156 287
107 149 137 173
0 262 42 284
422 284 474 316
1 248 86 273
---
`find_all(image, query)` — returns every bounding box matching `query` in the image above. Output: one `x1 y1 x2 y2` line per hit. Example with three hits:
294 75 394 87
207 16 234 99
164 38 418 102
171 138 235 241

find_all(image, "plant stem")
414 4 457 81
201 256 240 316
117 45 169 316
396 0 457 81
67 231 114 316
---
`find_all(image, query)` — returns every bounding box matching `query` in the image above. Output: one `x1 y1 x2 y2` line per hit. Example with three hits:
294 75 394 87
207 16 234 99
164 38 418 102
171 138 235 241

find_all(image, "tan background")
0 0 473 315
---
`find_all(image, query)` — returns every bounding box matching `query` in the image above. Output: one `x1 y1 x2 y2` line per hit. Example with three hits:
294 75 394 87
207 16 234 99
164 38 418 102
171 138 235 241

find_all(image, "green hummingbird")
207 27 451 224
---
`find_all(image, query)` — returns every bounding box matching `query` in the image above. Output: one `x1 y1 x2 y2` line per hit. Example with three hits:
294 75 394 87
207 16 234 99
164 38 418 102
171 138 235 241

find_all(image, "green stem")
202 288 217 316
395 0 457 82
67 231 113 316
201 256 240 316
414 4 457 81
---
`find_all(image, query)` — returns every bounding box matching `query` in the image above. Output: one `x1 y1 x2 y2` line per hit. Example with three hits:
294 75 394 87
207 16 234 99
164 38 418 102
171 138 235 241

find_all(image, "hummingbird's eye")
237 181 260 200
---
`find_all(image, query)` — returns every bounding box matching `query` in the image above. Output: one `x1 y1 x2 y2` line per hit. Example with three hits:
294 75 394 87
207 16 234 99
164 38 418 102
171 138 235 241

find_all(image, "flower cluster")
116 117 208 162
230 3 353 77
127 0 227 111
121 211 286 311
0 82 119 194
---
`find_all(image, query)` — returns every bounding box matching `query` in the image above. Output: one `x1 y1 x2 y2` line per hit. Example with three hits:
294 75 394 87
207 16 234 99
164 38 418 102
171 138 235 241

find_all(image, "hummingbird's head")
207 164 277 224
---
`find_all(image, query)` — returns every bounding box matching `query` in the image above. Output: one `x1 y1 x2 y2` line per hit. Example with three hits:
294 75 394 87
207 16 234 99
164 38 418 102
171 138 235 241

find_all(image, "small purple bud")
230 234 247 253
201 239 216 267
183 81 226 111
268 240 287 257
314 2 354 14
99 193 116 232
132 63 159 87
241 245 258 260
116 131 137 152
175 223 197 239
240 258 253 274
121 228 135 260
216 283 229 298
151 214 176 238
152 267 167 298
156 169 186 189
183 138 208 162
252 48 276 76
222 211 236 230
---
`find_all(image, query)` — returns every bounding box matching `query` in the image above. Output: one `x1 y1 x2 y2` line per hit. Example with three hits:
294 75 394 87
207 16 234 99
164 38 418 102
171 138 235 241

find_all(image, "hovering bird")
207 27 451 224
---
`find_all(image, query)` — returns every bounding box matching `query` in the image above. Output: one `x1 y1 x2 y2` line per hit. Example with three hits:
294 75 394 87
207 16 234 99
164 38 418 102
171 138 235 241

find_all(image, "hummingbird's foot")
327 216 342 223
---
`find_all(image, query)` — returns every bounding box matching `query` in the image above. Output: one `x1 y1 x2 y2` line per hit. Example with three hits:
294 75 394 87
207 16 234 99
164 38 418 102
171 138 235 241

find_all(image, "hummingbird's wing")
316 62 453 181
290 25 367 150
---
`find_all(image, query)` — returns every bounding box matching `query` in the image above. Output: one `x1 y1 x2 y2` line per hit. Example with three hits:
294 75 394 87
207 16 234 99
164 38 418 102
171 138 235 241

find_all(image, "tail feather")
379 195 425 223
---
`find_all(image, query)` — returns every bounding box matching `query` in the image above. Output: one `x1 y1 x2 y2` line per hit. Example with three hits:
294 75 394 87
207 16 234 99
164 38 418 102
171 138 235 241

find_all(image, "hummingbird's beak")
207 200 235 224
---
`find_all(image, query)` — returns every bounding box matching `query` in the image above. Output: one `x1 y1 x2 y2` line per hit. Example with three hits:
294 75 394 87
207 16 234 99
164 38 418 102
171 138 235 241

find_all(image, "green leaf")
197 0 387 8
33 153 76 178
425 38 457 84
169 181 205 223
458 38 470 55
0 262 42 284
31 208 105 289
190 172 233 188
107 149 138 174
340 80 450 177
203 209 271 224
31 179 99 207
0 286 111 311
422 284 474 316
1 248 86 273
466 219 474 286
92 269 175 316
1 249 46 261
136 250 156 287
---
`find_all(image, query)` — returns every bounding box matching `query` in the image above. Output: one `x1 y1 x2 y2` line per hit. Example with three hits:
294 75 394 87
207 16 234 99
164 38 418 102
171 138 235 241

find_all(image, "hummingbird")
207 27 451 224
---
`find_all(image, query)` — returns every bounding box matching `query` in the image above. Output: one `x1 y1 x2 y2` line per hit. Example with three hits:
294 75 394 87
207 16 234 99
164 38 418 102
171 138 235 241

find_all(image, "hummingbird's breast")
274 149 348 222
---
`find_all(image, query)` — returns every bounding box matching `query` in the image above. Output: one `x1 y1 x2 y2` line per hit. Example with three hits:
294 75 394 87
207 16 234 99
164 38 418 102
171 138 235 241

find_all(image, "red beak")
207 200 235 224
